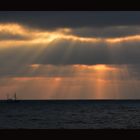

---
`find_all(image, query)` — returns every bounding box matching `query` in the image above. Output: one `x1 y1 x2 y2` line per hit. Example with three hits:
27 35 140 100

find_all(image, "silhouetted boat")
6 93 20 103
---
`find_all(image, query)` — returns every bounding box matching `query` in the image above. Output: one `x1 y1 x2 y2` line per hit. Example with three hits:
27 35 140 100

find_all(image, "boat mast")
14 92 17 100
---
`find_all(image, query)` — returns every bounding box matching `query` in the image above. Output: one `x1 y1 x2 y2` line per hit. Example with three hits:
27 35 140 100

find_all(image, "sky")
1 11 140 99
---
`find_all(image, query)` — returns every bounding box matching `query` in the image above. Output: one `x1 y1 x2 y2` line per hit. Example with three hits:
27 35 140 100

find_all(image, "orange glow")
0 64 139 99
30 64 41 68
74 64 117 72
1 23 140 49
93 64 108 71
0 23 28 35
54 77 62 81
106 35 140 43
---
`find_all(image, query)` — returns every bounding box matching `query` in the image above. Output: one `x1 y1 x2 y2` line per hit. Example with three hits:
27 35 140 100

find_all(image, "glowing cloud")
0 23 28 35
1 12 140 100
2 23 140 49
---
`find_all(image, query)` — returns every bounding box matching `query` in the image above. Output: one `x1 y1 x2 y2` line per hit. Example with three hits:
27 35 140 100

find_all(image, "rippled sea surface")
0 100 140 129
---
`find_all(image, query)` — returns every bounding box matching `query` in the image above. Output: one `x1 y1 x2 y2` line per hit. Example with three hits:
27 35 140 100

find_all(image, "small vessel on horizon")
6 92 20 103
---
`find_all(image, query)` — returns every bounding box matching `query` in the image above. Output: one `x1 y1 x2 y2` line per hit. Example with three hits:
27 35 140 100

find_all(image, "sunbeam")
0 15 140 99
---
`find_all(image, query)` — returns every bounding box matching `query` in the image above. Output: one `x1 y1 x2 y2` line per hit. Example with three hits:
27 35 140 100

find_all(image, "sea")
0 100 140 129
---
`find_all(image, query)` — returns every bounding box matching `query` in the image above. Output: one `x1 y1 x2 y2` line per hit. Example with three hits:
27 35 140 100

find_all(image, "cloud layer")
0 11 140 99
0 23 140 67
1 11 140 29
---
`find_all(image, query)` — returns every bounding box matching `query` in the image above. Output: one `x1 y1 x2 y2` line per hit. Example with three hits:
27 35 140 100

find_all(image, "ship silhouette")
7 92 20 103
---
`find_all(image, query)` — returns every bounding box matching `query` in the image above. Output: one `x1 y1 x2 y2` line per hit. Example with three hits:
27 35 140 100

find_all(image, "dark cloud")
70 26 140 38
1 11 140 38
1 11 140 29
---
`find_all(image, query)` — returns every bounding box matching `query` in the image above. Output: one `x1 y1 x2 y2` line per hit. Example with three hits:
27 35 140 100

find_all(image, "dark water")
0 100 140 129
